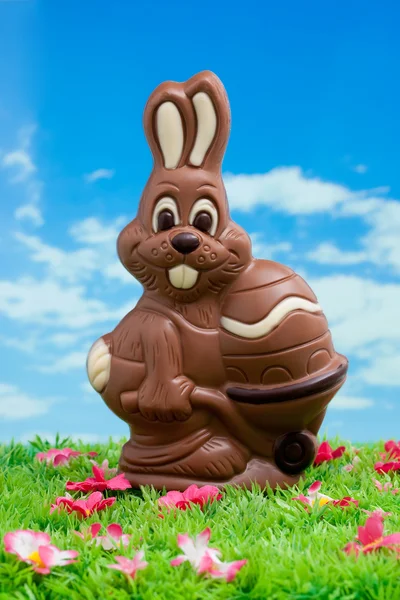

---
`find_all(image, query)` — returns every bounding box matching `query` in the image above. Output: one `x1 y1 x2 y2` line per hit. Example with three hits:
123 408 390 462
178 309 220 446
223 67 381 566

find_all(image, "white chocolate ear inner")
189 92 217 167
156 102 184 169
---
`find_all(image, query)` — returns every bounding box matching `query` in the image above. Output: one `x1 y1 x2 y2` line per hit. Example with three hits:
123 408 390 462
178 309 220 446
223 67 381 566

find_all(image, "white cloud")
84 169 115 183
358 353 400 387
225 167 400 275
352 164 368 174
1 335 39 354
310 274 400 354
103 261 137 284
81 381 99 403
69 216 126 245
0 383 54 419
2 125 44 226
2 150 36 182
308 273 400 387
15 203 44 227
223 167 355 214
14 218 138 286
308 199 400 273
37 350 87 374
329 395 374 410
14 232 99 283
250 232 292 259
0 276 135 329
307 242 366 265
48 332 81 348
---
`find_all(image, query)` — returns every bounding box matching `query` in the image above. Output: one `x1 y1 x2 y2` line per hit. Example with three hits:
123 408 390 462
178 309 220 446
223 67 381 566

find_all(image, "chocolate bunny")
87 71 348 491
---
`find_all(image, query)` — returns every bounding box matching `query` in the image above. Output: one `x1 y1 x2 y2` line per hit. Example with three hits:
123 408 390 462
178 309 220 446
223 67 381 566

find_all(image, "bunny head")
118 71 252 303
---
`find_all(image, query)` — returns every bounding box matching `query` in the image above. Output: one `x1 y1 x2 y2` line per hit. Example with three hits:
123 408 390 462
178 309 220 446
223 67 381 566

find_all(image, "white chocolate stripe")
220 296 322 339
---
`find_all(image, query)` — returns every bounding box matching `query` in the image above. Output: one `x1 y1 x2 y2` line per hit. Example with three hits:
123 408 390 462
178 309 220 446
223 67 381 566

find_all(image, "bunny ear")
143 82 195 170
185 71 231 171
143 71 230 172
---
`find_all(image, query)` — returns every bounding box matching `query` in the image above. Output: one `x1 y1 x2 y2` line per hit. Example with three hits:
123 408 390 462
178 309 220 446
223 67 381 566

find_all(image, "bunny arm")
130 311 195 423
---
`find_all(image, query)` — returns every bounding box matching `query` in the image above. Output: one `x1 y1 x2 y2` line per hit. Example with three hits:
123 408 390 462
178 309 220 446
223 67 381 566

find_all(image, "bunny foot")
87 338 111 393
120 435 250 481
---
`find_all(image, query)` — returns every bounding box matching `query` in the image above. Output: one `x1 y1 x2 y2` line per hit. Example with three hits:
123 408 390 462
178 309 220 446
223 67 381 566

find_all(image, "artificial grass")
0 436 399 600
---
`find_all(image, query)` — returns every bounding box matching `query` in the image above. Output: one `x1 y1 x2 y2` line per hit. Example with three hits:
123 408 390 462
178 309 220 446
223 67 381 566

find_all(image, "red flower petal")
331 446 346 459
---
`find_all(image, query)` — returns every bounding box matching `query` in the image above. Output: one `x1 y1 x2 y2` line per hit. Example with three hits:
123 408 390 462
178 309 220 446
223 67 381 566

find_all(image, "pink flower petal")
4 530 51 559
106 473 131 490
332 497 358 508
197 553 215 575
107 552 147 579
381 533 400 546
171 555 187 566
362 508 391 519
53 454 69 466
308 481 322 494
158 491 185 508
292 493 311 506
89 523 102 539
106 524 123 540
343 542 360 556
357 516 384 545
224 559 248 582
158 485 221 512
86 492 104 511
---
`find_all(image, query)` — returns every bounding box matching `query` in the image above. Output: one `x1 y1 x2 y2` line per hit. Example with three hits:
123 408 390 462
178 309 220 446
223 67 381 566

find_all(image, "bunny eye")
189 199 218 236
152 197 180 233
158 209 175 231
193 211 212 233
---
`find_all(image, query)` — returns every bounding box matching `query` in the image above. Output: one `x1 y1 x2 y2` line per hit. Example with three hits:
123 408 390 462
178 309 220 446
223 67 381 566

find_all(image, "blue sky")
1 0 400 444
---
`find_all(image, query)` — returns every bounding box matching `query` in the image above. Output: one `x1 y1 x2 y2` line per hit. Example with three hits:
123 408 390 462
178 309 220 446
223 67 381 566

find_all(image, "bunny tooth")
168 265 199 289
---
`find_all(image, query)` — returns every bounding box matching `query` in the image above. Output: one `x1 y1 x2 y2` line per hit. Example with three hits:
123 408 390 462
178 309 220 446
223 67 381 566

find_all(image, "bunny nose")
171 232 200 255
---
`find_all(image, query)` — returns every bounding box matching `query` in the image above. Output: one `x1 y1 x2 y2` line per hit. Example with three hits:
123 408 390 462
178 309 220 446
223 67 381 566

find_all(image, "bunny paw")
87 338 111 393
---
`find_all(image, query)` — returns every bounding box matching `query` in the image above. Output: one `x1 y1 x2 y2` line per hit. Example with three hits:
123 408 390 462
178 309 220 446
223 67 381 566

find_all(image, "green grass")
1 436 400 600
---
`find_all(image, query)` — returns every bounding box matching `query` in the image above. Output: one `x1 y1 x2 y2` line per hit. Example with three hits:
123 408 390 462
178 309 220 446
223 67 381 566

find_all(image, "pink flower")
314 441 346 466
362 508 393 519
373 478 399 494
66 465 131 493
343 514 400 556
332 496 359 508
4 529 78 574
158 484 222 513
384 440 400 460
107 551 147 580
74 523 131 550
90 459 118 478
293 481 358 510
343 455 361 472
293 481 334 508
171 528 247 582
50 491 116 518
36 447 97 466
374 461 400 474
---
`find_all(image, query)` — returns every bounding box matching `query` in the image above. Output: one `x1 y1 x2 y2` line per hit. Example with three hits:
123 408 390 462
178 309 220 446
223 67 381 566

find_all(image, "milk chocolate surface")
86 71 348 491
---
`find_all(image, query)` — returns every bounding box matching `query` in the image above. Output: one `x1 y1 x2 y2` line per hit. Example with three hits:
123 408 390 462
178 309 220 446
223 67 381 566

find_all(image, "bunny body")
87 71 348 490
